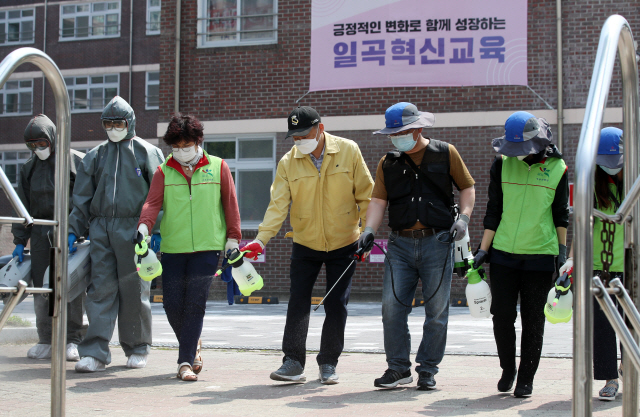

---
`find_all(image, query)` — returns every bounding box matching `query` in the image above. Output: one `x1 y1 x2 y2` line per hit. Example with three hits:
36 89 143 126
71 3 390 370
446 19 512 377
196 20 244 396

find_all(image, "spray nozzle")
214 249 251 277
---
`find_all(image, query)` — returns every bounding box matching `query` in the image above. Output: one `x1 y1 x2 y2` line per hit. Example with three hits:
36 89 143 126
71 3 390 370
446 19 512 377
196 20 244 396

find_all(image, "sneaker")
126 354 148 369
417 371 436 390
270 358 306 382
66 343 80 362
514 383 533 398
374 369 413 388
319 364 339 385
75 356 106 373
497 369 517 392
27 344 52 359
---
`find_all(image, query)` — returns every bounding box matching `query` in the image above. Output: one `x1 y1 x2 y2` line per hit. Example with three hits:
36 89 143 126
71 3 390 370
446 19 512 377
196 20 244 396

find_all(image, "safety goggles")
102 119 128 131
25 139 50 151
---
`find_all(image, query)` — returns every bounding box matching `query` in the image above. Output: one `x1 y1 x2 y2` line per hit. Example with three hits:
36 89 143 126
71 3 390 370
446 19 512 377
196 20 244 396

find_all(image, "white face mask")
389 132 417 152
107 129 128 142
516 155 528 161
600 165 622 176
294 127 320 154
172 145 198 163
34 147 51 160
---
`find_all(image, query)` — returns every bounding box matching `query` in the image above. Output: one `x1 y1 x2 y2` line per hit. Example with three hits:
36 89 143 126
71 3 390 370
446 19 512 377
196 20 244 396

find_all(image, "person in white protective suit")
12 114 85 361
68 96 164 372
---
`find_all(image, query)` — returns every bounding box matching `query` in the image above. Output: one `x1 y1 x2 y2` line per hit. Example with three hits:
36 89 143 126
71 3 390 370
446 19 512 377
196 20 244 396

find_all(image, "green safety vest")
160 152 227 253
493 155 566 255
593 182 625 272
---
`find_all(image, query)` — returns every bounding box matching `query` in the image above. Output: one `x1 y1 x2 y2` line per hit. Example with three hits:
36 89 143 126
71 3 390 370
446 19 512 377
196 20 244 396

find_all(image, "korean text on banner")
310 0 527 91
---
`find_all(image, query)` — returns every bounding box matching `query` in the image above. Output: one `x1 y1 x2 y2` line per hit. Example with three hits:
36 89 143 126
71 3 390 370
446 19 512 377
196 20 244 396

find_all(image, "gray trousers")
77 217 152 364
31 227 84 345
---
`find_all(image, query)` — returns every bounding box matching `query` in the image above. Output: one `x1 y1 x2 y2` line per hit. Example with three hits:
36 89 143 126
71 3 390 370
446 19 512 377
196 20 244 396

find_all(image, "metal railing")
0 47 71 417
573 15 640 417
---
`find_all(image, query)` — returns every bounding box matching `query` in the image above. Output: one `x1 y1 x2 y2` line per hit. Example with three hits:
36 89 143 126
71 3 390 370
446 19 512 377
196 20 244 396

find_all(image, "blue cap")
596 127 623 169
492 111 552 157
373 102 435 135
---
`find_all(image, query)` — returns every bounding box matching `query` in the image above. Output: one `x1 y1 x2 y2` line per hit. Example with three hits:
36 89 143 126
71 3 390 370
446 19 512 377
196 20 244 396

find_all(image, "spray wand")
214 248 250 277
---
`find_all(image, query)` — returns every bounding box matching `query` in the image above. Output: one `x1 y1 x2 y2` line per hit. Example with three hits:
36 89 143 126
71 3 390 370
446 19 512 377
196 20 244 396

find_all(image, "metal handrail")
573 15 640 417
0 47 71 417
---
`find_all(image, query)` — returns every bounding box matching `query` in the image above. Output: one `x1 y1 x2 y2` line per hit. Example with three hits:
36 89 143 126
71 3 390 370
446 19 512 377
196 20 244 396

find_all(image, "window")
65 74 119 113
60 1 120 40
147 0 161 34
0 80 33 117
145 71 159 109
198 0 277 48
0 151 32 187
204 136 275 228
0 9 35 45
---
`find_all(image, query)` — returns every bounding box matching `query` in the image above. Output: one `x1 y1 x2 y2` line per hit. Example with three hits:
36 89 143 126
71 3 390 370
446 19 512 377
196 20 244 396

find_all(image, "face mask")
107 129 128 142
516 155 528 161
600 165 622 176
390 133 417 152
173 146 198 163
34 147 51 160
294 127 320 154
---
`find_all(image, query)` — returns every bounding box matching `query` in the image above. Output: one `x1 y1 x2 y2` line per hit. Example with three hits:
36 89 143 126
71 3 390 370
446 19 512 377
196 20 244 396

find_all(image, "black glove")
473 249 489 268
557 244 567 272
355 227 375 261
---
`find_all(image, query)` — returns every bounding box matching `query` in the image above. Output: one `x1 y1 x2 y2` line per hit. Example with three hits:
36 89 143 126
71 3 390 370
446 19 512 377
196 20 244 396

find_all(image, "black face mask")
523 148 547 165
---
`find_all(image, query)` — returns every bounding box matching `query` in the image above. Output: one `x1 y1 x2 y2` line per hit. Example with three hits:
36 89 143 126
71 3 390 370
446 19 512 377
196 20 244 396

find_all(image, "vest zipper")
511 165 531 252
112 143 120 217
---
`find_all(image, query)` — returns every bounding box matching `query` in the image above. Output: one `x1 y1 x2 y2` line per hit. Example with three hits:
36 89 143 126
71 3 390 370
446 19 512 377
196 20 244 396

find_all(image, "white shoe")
66 343 80 362
75 356 106 373
126 354 148 369
27 344 52 359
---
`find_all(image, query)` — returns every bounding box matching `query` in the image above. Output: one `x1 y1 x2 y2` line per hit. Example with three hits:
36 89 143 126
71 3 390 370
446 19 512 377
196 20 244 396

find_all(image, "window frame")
203 134 276 229
145 71 159 110
65 74 120 114
146 0 161 35
0 8 36 45
197 0 278 49
59 1 122 41
0 150 32 188
0 79 33 117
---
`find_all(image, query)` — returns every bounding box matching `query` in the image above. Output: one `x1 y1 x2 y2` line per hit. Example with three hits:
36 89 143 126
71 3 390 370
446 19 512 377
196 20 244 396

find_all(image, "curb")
0 327 38 344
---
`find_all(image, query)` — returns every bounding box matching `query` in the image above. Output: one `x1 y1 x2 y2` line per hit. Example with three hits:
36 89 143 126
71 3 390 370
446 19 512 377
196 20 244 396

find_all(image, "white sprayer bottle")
215 248 264 296
465 260 492 318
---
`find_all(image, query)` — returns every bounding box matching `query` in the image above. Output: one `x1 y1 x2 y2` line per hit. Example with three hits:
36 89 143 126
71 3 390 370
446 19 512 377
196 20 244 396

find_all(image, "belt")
395 229 439 238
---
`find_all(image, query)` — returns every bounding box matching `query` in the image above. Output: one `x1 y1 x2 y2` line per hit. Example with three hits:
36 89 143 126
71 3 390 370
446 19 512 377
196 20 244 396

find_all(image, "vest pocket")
425 201 454 229
388 200 417 230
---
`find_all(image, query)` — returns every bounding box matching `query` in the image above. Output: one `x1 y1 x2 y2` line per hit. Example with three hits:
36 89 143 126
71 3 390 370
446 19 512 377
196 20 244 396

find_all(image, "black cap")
286 106 321 139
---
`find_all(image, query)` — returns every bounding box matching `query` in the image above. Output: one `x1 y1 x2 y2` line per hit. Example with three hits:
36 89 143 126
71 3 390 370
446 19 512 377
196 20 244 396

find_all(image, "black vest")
382 139 455 230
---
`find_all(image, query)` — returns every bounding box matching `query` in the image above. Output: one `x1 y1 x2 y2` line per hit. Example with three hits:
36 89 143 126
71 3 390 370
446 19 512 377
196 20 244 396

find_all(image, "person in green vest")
560 127 624 401
473 111 570 398
137 113 241 381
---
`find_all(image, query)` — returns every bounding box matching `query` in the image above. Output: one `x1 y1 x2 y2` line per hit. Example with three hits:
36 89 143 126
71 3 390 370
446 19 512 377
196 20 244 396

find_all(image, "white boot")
27 344 52 359
66 343 80 362
75 356 106 373
126 353 148 369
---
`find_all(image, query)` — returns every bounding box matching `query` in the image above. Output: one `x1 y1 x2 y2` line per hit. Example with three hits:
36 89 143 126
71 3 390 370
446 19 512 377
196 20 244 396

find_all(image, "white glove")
224 238 239 257
559 257 573 275
137 224 150 244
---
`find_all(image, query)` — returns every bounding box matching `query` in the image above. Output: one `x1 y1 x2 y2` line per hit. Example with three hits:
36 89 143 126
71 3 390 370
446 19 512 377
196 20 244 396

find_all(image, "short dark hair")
163 113 204 147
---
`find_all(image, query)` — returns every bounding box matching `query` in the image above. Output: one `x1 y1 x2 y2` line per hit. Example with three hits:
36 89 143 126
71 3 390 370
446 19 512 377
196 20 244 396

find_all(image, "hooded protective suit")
68 96 164 364
12 114 85 345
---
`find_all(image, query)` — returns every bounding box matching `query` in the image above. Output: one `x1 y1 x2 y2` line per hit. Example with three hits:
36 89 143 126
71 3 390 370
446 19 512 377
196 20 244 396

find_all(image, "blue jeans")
381 231 453 375
161 251 220 365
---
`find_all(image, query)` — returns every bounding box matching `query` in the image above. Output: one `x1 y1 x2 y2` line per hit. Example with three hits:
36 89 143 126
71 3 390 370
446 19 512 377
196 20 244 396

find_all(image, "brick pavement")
0 344 623 417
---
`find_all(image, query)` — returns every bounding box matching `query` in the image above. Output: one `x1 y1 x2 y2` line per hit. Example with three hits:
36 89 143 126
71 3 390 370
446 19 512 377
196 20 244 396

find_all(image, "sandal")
193 339 203 374
177 362 198 381
598 379 619 401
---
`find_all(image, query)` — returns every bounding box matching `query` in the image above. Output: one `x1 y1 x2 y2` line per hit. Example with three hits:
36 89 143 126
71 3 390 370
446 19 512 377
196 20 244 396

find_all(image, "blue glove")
12 244 24 263
68 233 77 254
150 234 161 253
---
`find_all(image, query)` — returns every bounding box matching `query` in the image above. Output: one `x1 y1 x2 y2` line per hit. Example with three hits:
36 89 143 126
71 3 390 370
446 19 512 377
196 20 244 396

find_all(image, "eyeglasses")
102 119 127 131
172 144 196 153
26 139 49 151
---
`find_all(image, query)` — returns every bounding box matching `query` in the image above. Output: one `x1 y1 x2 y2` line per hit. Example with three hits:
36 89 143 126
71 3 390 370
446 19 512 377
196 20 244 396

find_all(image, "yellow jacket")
256 132 374 252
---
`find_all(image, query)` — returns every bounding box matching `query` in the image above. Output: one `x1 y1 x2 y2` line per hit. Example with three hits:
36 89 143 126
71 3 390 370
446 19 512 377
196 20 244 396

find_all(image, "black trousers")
593 272 623 381
489 263 553 385
281 242 357 368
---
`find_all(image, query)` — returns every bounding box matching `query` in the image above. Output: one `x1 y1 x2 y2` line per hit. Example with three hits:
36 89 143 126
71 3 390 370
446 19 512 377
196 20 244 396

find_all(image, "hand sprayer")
544 269 573 323
132 231 162 281
215 248 264 296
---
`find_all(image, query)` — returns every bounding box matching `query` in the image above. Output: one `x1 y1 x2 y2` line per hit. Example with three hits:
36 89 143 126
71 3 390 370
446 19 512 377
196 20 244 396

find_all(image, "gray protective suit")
68 96 164 364
12 114 85 345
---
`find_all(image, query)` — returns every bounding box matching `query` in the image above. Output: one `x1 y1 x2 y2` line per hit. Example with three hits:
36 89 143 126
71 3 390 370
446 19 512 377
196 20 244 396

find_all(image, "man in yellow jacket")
241 106 374 384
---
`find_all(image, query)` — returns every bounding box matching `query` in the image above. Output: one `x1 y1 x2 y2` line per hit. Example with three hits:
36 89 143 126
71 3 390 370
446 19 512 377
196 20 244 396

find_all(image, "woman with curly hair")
137 113 241 381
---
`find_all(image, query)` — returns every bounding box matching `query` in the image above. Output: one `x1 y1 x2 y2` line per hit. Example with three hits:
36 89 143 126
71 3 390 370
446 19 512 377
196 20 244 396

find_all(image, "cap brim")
373 112 435 135
596 153 623 169
492 136 551 157
285 124 316 139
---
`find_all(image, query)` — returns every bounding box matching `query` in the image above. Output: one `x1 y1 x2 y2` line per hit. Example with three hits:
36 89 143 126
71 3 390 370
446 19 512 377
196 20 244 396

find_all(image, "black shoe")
417 371 436 390
374 369 413 388
514 383 533 398
497 369 517 392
